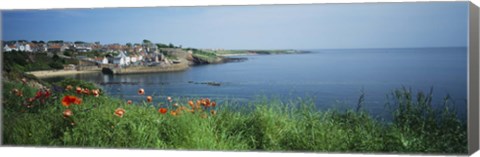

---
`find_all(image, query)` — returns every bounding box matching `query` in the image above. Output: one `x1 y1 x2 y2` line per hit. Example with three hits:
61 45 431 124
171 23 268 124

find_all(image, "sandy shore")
26 69 101 78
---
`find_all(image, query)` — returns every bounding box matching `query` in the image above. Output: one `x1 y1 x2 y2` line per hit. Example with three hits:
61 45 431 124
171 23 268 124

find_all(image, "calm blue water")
44 47 468 120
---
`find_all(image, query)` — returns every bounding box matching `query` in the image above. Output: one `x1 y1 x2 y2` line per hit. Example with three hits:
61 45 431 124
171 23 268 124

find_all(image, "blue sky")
1 2 469 49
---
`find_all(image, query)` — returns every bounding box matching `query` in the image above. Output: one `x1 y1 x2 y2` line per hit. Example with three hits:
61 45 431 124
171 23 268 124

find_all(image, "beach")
26 69 101 78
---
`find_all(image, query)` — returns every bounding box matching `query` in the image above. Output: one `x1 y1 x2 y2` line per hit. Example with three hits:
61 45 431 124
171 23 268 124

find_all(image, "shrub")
48 62 64 70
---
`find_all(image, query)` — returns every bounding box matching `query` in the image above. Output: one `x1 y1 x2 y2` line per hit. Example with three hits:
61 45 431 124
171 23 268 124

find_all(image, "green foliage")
2 51 72 72
54 78 100 91
48 62 64 70
63 50 73 56
1 80 467 154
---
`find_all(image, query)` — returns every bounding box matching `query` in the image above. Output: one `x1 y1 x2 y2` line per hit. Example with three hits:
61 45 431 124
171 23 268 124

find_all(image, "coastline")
26 69 101 78
217 53 258 57
104 62 189 75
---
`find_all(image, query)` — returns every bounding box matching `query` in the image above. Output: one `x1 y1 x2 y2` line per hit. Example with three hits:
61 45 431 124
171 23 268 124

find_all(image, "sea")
43 47 468 121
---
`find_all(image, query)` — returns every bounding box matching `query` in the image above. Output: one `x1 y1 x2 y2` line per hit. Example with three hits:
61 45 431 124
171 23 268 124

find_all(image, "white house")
16 42 32 52
95 57 109 64
3 44 16 52
113 51 131 66
130 55 138 63
102 57 108 64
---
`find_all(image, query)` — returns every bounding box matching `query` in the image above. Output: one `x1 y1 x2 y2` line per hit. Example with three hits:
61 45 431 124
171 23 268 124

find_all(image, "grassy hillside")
1 77 467 154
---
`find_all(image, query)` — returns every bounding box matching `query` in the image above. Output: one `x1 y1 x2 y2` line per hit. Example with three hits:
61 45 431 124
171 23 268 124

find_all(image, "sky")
1 2 469 49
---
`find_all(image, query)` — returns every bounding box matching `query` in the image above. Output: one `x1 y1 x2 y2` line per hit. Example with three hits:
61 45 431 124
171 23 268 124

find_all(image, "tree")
52 54 61 62
168 43 174 48
142 39 151 45
156 43 168 49
64 51 72 57
74 41 85 45
126 43 132 48
49 62 64 70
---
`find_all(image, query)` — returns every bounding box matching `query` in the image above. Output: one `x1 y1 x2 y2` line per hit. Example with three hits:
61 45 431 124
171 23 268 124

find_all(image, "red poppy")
44 90 51 98
170 111 177 116
82 88 90 95
138 88 145 95
92 89 100 97
158 108 168 114
63 109 73 118
146 96 152 102
65 85 73 91
127 100 132 105
188 100 194 108
74 98 82 105
211 101 216 107
76 87 82 94
35 90 43 99
114 108 126 117
205 98 211 107
62 95 77 107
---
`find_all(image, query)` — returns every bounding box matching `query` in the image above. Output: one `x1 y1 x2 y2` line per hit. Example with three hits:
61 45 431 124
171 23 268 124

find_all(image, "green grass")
1 79 467 154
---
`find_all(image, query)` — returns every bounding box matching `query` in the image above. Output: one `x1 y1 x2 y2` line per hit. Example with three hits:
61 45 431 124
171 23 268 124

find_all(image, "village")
2 40 224 76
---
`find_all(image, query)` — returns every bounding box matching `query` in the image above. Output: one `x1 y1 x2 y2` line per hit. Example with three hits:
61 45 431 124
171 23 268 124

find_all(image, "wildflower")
62 95 80 107
175 106 186 113
200 113 208 119
66 85 73 91
76 87 82 94
92 89 100 97
27 97 35 103
74 98 82 105
147 96 153 102
12 88 23 97
63 109 73 118
158 108 168 114
170 111 177 116
167 96 172 102
35 90 43 99
44 89 51 98
114 108 126 117
188 100 194 108
212 101 216 107
196 100 202 109
12 88 19 94
205 98 211 107
21 78 27 84
138 88 145 95
82 88 90 95
173 103 179 107
210 110 217 115
127 100 132 105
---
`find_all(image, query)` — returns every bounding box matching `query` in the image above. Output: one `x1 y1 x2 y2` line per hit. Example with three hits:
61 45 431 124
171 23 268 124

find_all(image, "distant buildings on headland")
1 40 192 67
